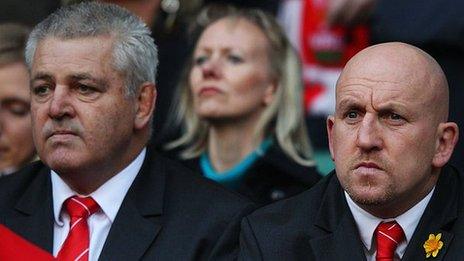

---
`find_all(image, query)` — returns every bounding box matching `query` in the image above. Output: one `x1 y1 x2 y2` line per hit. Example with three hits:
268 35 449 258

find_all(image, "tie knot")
64 196 99 218
375 221 405 260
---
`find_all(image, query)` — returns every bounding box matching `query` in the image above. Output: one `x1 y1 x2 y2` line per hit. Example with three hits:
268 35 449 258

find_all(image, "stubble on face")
330 42 449 217
30 37 136 178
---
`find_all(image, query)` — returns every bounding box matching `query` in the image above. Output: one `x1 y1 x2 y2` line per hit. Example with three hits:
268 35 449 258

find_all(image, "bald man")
238 43 463 260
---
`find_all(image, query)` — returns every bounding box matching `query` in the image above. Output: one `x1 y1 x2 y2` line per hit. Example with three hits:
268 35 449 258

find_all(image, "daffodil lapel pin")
423 233 444 258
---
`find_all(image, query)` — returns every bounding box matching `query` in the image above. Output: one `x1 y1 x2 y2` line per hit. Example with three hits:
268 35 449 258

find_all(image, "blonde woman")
165 5 321 204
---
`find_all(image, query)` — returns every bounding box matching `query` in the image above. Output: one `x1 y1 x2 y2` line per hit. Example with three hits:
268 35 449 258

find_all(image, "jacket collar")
308 173 367 260
401 165 459 261
309 165 461 261
6 163 54 253
7 147 167 260
98 147 165 260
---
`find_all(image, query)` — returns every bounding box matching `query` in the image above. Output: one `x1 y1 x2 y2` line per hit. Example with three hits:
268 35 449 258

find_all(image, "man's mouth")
47 130 77 139
355 162 381 169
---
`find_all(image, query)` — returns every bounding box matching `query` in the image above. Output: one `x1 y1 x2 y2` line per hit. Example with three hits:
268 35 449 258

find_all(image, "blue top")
200 139 273 189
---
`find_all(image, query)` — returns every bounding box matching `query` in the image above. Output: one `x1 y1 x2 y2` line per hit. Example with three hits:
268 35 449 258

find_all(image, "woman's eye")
194 56 207 65
227 54 243 64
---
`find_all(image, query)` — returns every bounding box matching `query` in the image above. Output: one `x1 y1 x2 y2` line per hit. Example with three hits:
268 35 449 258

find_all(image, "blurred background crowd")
1 0 463 203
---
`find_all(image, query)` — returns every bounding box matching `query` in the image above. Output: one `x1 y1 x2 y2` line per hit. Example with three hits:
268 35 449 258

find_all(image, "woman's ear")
263 81 277 106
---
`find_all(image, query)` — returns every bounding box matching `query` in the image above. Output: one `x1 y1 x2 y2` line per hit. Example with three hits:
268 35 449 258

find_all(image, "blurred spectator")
67 0 280 146
0 23 36 176
278 0 370 173
164 5 321 205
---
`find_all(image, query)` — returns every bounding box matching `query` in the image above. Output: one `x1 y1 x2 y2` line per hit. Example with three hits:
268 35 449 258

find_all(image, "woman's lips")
199 86 222 96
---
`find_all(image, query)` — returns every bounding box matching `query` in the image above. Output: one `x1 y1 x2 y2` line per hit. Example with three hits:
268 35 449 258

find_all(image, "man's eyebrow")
31 72 54 83
69 73 109 89
337 98 362 110
373 102 408 113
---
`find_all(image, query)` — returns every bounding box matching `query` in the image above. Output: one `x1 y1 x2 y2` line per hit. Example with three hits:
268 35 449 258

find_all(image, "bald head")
338 42 449 122
328 42 459 218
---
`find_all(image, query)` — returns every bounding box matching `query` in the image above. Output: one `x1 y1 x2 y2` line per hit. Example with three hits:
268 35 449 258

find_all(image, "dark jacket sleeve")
238 217 263 261
208 204 257 261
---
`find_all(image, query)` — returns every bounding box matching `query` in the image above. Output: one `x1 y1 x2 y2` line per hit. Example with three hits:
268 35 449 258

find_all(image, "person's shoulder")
150 151 255 211
0 161 47 208
245 172 335 230
259 144 322 185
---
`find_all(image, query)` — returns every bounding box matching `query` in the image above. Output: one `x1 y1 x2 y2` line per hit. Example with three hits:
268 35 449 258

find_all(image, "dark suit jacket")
239 164 464 260
180 144 321 205
0 148 255 260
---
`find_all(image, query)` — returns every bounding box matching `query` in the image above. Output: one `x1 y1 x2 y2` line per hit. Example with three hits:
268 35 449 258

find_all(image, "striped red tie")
375 221 405 261
57 196 99 261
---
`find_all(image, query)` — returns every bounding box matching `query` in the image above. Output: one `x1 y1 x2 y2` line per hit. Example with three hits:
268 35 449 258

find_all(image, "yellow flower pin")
423 233 444 258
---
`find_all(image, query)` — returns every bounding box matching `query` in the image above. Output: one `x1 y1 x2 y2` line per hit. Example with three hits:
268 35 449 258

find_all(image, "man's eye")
77 84 95 94
32 85 50 96
347 111 358 119
390 113 402 120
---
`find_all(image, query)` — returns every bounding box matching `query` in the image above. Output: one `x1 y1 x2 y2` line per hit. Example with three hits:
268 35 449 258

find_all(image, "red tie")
375 221 405 261
57 196 99 261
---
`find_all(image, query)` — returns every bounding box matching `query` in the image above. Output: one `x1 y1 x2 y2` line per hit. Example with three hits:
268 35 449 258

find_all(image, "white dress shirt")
51 148 146 261
0 167 16 177
345 187 435 261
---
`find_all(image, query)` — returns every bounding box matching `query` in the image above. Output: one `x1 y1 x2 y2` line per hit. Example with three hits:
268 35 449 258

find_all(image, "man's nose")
356 114 383 152
48 86 75 119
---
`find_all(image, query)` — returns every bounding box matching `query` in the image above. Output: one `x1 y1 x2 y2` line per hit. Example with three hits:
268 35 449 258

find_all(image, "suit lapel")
4 165 54 253
99 149 165 260
402 165 459 261
308 174 366 261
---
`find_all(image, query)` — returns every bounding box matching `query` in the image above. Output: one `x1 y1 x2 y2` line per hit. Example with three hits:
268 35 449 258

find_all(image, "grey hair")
165 5 315 166
25 2 158 97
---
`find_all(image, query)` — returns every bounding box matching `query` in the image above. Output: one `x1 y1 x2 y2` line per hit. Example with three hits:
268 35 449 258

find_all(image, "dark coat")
239 164 464 260
181 145 322 205
0 148 255 260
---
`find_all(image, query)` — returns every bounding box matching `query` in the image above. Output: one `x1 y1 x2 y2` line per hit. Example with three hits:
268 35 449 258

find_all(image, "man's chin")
43 152 86 174
346 185 394 206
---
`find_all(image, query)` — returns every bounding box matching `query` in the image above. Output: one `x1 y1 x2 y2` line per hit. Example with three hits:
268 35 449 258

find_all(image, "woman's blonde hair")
165 5 315 166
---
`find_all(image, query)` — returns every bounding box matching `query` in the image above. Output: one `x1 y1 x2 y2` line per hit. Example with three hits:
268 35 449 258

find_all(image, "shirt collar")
0 167 17 176
345 187 435 251
52 148 146 225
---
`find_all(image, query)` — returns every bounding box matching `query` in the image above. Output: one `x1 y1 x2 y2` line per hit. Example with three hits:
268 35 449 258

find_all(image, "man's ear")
432 122 459 168
134 82 157 130
327 115 335 161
